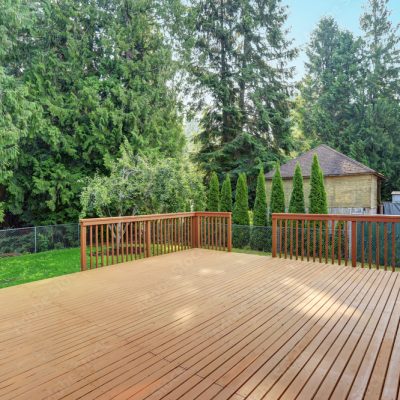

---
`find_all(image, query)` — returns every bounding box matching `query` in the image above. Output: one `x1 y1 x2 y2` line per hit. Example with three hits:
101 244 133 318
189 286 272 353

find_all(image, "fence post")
272 215 277 257
351 220 357 268
192 214 199 248
146 220 151 257
80 221 87 271
227 213 232 252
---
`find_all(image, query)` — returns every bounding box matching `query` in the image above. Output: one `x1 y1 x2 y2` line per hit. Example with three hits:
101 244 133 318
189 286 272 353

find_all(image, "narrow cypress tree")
207 172 220 211
269 163 285 222
253 168 268 226
289 163 306 213
309 154 328 214
220 175 233 212
250 168 268 250
232 173 250 247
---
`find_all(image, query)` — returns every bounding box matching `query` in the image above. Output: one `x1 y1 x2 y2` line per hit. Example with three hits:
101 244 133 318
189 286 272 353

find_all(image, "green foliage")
309 155 328 214
1 0 185 226
269 164 285 220
220 175 233 212
289 163 306 213
232 173 250 248
233 174 250 226
252 169 268 227
250 168 268 250
297 3 400 200
81 141 205 218
207 172 220 211
190 0 297 198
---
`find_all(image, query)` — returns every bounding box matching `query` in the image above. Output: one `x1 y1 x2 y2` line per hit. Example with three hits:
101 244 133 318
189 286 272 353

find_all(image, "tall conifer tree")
207 172 220 211
309 155 328 214
289 163 306 213
220 175 233 212
189 0 297 194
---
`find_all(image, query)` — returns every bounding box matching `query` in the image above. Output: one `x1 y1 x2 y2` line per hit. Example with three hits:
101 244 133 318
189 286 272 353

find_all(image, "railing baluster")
344 221 348 266
361 221 365 268
392 222 396 272
301 220 304 261
369 222 372 269
384 223 388 271
313 221 316 262
89 225 93 269
376 222 380 270
331 220 335 265
284 219 288 259
338 221 342 266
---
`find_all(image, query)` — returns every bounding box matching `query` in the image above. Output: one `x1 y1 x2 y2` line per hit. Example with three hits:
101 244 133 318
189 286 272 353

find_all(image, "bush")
250 168 268 250
289 163 306 213
207 172 220 211
269 163 285 223
309 154 328 214
220 175 232 212
233 173 250 247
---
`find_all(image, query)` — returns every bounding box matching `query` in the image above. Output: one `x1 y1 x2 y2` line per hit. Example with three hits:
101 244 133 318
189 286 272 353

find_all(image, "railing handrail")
80 211 231 226
271 212 399 271
272 213 400 223
80 212 232 270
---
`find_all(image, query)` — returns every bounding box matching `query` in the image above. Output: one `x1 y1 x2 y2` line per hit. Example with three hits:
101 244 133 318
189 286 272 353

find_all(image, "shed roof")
265 144 384 179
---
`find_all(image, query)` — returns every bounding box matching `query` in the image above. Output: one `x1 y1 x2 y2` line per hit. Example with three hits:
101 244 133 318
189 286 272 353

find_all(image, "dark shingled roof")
265 144 384 179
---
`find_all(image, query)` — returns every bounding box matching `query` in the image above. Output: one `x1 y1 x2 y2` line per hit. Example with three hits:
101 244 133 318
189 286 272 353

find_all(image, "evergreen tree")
289 163 306 213
269 163 285 221
358 0 400 198
220 175 233 212
1 0 185 225
232 173 250 247
250 168 268 250
297 17 362 154
309 155 328 214
207 172 220 211
189 0 297 196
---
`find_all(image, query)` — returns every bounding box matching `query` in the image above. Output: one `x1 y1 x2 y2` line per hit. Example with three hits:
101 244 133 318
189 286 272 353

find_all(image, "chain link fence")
0 224 80 256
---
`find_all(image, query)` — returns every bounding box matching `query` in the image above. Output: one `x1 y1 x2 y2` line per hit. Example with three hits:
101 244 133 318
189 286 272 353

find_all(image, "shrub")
289 163 306 213
309 154 328 214
250 168 268 250
233 173 250 247
269 163 285 223
207 172 220 211
220 175 233 212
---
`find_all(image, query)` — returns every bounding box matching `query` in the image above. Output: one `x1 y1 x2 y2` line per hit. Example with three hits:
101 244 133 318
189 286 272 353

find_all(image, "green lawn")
0 246 271 289
0 248 81 289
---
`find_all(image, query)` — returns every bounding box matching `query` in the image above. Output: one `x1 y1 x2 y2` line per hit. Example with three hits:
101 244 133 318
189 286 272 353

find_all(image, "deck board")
0 249 399 399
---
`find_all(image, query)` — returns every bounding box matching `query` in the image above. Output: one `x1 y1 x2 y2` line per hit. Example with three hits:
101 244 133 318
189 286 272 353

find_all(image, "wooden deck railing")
272 213 400 271
80 212 232 270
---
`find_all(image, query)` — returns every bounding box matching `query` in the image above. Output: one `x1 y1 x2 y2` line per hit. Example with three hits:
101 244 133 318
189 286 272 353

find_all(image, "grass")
0 245 271 289
0 248 80 289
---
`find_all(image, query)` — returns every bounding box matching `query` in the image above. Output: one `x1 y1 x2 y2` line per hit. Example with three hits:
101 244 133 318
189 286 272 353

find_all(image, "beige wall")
266 174 379 213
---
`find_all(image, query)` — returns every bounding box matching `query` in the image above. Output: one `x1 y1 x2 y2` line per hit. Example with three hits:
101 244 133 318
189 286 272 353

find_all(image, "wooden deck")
0 249 400 400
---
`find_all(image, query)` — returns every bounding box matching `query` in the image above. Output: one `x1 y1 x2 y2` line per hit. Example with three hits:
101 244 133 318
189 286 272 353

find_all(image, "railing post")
272 215 277 257
192 214 199 248
146 220 151 257
227 213 232 252
80 221 87 271
351 220 357 268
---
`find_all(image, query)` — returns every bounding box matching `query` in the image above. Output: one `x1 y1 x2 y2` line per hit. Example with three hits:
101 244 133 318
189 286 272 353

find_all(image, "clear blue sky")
285 0 400 78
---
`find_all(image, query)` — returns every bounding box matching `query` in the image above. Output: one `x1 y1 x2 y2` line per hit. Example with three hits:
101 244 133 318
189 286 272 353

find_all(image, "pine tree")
232 173 250 247
289 163 306 213
309 155 328 214
269 163 285 221
297 17 362 153
190 0 297 197
207 172 220 211
250 168 268 250
358 0 400 199
220 175 233 212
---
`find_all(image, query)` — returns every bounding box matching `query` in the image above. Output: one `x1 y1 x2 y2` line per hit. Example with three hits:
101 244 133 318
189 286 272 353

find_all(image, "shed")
265 144 384 215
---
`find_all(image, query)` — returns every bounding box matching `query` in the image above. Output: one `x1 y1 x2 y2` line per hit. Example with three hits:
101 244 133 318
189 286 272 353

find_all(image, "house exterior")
265 144 384 215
